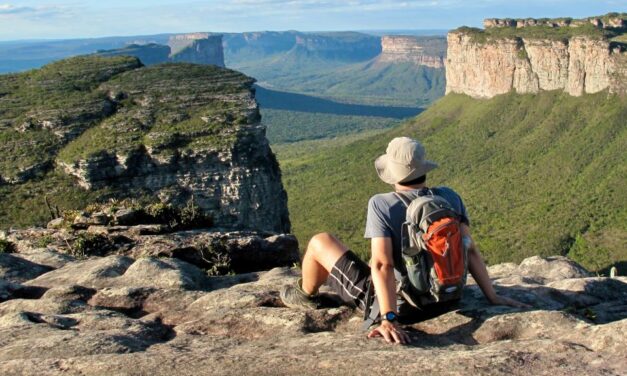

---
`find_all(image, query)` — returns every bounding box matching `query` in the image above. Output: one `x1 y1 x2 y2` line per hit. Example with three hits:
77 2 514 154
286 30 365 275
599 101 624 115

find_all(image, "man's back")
364 186 470 269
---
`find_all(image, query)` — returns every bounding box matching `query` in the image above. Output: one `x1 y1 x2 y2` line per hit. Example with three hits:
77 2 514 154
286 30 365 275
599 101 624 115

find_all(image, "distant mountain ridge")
228 32 446 107
95 34 225 67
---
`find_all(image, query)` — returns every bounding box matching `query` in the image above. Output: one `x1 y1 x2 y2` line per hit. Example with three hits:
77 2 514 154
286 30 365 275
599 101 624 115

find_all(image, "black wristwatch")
382 311 398 322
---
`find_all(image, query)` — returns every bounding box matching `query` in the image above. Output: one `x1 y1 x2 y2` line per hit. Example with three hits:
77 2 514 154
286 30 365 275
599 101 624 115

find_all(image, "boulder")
11 249 75 269
113 208 142 225
0 253 53 283
46 218 64 230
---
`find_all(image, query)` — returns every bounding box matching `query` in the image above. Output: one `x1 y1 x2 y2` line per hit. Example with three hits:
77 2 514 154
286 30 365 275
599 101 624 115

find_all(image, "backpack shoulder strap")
394 187 435 208
393 191 413 208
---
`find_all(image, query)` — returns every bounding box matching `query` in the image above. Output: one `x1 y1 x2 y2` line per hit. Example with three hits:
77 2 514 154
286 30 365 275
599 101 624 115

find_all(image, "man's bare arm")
462 224 530 308
370 237 397 314
368 237 410 344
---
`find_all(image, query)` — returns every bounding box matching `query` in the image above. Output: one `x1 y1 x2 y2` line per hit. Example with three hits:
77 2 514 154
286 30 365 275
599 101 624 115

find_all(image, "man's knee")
307 232 348 265
308 232 337 251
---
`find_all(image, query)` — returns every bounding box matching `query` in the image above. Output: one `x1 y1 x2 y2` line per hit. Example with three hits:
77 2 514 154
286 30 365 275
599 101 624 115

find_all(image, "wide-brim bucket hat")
375 137 438 184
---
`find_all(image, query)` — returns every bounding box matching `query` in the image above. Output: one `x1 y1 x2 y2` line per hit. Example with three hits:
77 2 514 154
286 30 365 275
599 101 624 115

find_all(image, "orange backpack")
395 190 468 306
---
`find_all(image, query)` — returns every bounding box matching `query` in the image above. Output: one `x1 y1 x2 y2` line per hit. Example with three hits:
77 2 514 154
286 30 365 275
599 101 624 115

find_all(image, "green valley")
276 91 627 273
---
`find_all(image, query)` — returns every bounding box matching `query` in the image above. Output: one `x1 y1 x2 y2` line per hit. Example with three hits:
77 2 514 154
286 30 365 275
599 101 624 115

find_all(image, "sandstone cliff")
168 33 225 67
0 56 290 233
446 14 627 98
377 36 446 68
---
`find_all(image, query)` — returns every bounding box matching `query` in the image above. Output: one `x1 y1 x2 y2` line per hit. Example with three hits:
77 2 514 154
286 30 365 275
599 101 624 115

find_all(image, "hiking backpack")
362 189 470 329
394 190 469 307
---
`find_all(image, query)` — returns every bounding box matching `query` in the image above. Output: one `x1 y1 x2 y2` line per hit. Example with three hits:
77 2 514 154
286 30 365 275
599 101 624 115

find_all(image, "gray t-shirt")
364 187 469 268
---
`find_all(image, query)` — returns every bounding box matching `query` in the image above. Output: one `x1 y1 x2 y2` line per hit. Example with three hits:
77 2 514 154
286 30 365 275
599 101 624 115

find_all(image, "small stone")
91 212 110 226
128 224 169 236
87 226 109 235
47 218 65 230
114 209 141 226
72 215 91 230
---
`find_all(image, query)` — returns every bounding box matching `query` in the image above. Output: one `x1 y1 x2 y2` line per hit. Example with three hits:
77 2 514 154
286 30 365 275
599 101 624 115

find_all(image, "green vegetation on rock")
278 91 627 273
0 56 261 229
69 232 115 258
0 171 112 229
456 13 626 44
58 63 255 162
0 56 141 180
456 24 617 43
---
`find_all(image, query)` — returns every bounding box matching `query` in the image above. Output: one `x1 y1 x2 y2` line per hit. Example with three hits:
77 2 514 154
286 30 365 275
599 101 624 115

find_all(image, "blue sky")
0 0 625 40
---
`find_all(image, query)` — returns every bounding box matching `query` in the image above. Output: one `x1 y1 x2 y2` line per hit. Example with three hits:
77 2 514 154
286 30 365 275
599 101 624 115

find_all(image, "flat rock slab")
0 253 53 283
0 253 626 375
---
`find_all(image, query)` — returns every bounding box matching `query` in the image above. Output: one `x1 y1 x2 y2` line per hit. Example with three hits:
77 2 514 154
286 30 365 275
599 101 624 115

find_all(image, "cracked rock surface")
0 249 625 375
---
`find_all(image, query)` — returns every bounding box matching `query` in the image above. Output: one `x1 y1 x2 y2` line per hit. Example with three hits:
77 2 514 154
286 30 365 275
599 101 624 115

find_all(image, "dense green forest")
262 109 400 143
275 91 627 274
255 86 422 143
248 61 445 107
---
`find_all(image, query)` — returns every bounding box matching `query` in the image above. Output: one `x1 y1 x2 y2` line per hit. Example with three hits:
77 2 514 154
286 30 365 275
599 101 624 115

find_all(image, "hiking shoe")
280 278 319 310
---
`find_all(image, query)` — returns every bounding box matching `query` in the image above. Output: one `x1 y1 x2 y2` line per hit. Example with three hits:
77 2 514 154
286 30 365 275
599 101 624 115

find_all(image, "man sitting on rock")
280 137 528 344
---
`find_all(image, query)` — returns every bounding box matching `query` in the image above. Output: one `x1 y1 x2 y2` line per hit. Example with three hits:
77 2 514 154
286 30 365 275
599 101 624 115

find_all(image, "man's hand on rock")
490 294 531 308
367 320 411 345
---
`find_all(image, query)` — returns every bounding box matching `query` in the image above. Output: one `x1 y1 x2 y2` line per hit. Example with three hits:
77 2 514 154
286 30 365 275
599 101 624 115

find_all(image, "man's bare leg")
301 232 349 295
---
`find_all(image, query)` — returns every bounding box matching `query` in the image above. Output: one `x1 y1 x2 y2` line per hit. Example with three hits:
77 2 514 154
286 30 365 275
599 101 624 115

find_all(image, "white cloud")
0 2 73 19
0 4 36 14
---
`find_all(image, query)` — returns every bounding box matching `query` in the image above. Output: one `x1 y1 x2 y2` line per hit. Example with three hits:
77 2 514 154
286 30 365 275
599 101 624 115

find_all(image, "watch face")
385 312 397 321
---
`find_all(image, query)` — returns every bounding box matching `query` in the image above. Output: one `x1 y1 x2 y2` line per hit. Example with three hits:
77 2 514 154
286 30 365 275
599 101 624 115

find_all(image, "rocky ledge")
0 240 625 375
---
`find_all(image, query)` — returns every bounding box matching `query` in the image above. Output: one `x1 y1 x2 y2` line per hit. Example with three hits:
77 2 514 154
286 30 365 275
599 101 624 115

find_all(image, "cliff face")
377 36 446 68
446 15 627 98
0 56 290 233
168 33 225 67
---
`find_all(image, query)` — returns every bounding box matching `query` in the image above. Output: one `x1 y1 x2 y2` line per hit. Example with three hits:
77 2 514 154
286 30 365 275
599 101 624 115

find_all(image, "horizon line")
0 28 452 44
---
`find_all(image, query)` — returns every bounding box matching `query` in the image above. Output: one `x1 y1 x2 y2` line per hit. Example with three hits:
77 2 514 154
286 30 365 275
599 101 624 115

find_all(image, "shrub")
35 235 54 248
0 239 15 253
62 210 82 227
200 240 232 276
70 232 115 258
145 202 178 226
179 196 213 229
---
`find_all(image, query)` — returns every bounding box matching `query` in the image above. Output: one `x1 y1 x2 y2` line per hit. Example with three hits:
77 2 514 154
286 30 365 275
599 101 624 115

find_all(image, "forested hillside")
277 91 627 273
